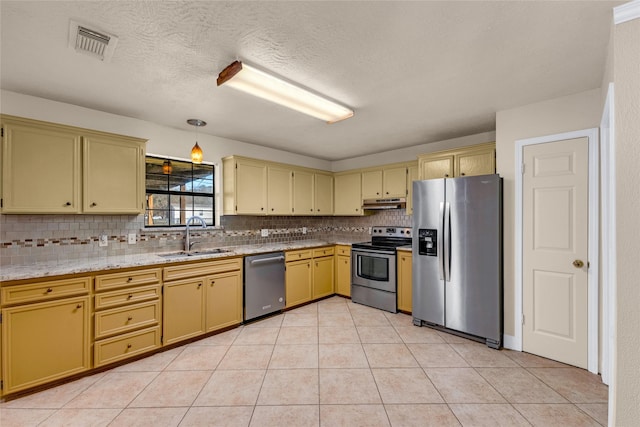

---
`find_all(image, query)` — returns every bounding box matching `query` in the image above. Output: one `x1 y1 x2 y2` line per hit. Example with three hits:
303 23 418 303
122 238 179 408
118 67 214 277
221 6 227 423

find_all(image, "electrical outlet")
368 227 372 234
261 229 269 237
99 235 108 247
302 227 307 234
159 237 167 247
128 233 137 244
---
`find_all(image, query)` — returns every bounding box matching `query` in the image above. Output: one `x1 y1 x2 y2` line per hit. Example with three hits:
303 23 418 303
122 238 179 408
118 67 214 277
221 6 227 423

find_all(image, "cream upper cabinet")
382 166 408 198
1 116 81 213
361 169 383 199
406 163 419 215
455 144 496 177
314 173 334 215
1 115 146 214
334 172 362 215
267 165 292 215
292 169 314 215
83 133 145 214
418 142 495 180
223 157 268 215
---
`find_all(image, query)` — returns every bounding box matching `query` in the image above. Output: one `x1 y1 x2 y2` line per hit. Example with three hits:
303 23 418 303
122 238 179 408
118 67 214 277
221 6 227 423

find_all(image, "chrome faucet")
185 215 207 252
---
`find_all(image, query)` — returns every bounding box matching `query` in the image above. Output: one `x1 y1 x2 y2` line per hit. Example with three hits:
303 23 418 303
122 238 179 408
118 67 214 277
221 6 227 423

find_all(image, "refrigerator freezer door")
412 179 445 326
444 175 502 343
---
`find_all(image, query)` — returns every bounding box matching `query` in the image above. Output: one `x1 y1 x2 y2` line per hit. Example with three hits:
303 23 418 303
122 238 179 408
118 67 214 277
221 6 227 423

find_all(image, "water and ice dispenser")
418 229 437 256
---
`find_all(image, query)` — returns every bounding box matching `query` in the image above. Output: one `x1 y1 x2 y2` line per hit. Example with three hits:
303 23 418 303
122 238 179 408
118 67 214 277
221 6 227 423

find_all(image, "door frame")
514 128 599 374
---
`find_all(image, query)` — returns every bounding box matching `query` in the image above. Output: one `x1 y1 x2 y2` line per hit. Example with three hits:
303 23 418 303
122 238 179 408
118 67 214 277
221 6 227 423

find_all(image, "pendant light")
187 119 206 164
162 159 173 174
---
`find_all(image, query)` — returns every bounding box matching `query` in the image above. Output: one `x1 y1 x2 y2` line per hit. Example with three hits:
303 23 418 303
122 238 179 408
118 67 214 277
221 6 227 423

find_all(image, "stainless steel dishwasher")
244 252 286 321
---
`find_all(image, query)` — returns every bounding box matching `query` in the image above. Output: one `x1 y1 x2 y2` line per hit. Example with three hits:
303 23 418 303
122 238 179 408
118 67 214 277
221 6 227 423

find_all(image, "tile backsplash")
0 210 411 266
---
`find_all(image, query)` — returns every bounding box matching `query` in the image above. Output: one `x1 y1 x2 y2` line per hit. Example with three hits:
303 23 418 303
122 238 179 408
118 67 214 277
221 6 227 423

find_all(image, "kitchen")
1 1 639 426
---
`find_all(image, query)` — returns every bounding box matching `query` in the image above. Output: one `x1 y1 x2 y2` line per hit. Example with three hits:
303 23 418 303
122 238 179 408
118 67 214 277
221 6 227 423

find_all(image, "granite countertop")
1 240 354 282
396 245 412 251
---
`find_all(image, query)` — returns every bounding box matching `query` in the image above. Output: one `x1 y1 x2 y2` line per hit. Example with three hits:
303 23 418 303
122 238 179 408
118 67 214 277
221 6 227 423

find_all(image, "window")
145 156 215 227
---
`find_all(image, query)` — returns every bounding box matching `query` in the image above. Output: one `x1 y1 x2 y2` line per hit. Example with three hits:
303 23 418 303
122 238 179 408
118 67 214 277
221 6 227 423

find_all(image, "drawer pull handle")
127 277 133 282
127 316 133 321
127 344 132 349
127 294 133 299
46 288 53 293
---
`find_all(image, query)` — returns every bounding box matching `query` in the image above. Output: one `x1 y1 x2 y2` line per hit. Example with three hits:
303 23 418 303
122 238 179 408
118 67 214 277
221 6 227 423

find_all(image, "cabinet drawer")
95 268 161 291
94 300 161 339
1 277 90 306
163 257 242 282
285 249 312 262
94 284 161 310
94 326 161 367
335 245 351 256
312 247 334 257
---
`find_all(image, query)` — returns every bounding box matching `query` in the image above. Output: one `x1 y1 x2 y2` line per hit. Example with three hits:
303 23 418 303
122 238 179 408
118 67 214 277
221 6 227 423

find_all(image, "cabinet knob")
211 281 215 285
376 192 380 195
127 277 133 282
90 202 97 207
76 304 82 309
271 208 274 211
46 288 53 293
310 209 313 212
355 208 359 211
461 173 466 176
261 207 264 211
198 283 202 288
444 174 449 177
127 316 133 321
127 294 133 299
65 202 71 206
127 343 132 349
386 192 389 195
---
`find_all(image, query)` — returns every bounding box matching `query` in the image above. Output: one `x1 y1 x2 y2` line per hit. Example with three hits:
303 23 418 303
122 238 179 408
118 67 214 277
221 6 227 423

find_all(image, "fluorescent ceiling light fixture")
217 61 354 124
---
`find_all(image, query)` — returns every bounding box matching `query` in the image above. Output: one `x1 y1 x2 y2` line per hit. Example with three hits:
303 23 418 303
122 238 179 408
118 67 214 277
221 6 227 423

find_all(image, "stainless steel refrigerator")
412 174 503 348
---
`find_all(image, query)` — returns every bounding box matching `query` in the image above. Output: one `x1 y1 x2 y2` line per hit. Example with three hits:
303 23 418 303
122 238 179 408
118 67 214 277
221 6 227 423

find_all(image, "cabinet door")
406 164 419 215
235 159 267 214
2 296 90 394
455 146 495 177
334 172 362 215
292 170 314 215
1 118 81 213
361 170 383 199
397 252 413 313
419 154 454 180
267 166 292 215
205 271 243 333
163 279 205 345
335 254 351 297
314 173 334 215
285 259 312 308
383 166 407 198
83 134 145 213
313 256 334 299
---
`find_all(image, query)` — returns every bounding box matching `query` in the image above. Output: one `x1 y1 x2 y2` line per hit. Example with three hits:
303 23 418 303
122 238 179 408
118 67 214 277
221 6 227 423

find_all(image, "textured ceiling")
0 1 619 161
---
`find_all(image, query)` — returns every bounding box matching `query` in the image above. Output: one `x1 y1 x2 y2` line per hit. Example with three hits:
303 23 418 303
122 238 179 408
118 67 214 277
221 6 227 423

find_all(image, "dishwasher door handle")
250 255 285 265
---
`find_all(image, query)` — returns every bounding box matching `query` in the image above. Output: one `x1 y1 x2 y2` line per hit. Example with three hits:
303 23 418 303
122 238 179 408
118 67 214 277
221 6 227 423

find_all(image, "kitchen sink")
157 248 232 258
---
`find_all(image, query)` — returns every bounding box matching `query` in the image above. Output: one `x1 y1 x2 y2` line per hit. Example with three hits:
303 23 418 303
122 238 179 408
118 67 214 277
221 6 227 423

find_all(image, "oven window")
357 254 389 281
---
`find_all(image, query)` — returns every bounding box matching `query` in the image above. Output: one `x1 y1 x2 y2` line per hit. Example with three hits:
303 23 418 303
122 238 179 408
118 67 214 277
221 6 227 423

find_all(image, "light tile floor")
0 296 608 426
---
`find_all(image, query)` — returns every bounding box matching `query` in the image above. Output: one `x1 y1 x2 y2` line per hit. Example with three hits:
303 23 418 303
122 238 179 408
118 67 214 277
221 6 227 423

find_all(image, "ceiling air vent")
68 20 118 62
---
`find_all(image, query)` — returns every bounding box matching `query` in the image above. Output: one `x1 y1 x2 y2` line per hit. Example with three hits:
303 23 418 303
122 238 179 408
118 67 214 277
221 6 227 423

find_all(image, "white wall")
0 90 332 171
495 88 602 339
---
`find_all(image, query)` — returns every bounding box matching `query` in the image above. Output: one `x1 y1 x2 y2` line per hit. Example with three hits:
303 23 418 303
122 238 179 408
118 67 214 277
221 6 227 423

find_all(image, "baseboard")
503 334 519 350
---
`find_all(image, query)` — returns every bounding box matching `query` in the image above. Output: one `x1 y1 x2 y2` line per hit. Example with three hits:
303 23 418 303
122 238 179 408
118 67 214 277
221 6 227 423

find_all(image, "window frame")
144 155 215 227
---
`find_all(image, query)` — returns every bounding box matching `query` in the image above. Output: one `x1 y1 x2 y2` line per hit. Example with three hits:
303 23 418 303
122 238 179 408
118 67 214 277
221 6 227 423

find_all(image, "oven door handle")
351 248 396 256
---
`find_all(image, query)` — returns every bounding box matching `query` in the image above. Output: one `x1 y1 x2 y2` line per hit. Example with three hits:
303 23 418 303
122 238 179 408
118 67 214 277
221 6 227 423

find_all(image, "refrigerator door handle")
444 202 451 282
438 201 445 280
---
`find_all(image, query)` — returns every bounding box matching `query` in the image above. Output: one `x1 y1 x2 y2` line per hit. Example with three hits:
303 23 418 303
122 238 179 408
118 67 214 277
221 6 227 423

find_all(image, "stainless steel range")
351 226 412 313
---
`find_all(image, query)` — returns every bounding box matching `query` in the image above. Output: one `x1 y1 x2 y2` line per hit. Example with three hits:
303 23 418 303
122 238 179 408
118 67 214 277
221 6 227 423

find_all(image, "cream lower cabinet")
335 245 351 297
312 247 335 299
285 257 312 308
93 267 162 367
163 258 243 345
1 277 91 395
397 250 412 313
1 115 146 214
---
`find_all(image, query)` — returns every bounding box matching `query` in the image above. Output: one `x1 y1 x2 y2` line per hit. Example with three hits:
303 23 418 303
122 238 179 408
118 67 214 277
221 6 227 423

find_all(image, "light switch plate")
128 233 136 244
261 229 269 237
99 235 108 247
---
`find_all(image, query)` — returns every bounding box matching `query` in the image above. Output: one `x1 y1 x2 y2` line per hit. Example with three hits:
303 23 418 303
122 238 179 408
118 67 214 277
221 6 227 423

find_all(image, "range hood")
362 197 407 210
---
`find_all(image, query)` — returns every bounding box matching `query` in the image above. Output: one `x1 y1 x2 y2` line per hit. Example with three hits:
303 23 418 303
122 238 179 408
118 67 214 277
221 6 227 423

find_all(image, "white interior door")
522 137 589 369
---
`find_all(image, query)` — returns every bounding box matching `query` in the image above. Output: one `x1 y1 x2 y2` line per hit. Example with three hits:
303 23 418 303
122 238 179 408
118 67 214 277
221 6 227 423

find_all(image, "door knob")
573 259 584 268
